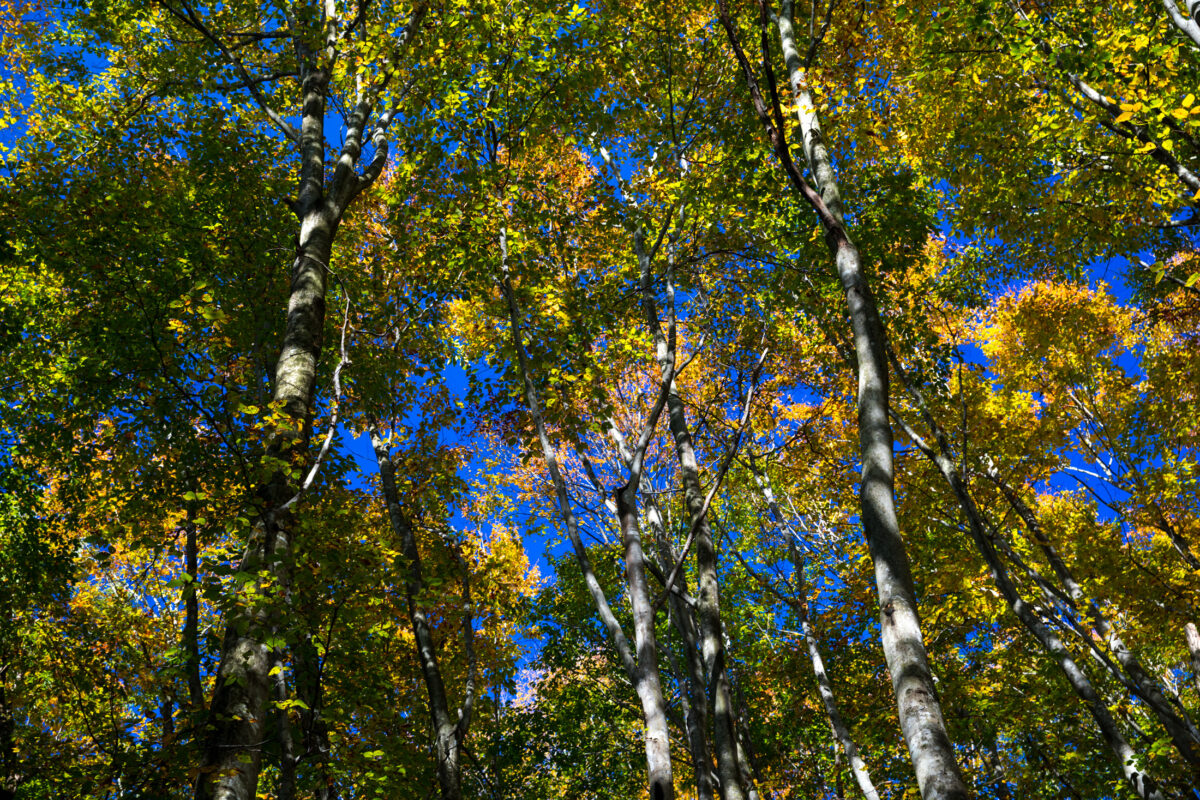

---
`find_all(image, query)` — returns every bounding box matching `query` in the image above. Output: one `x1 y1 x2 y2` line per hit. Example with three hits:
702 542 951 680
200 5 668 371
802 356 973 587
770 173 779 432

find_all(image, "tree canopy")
1 0 1200 798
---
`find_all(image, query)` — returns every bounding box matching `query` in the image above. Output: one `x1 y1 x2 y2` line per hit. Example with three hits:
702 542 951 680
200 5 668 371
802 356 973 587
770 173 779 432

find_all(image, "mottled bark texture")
193 4 427 795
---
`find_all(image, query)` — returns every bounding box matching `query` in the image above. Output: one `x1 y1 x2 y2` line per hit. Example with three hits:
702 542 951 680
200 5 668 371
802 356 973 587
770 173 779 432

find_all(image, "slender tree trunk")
293 634 334 800
951 466 1165 799
628 219 751 800
1022 735 1079 800
749 456 882 800
660 390 748 800
615 486 675 800
984 735 1010 800
1188 623 1200 699
368 423 463 800
502 232 678 800
0 670 16 800
732 680 762 800
184 523 203 710
797 584 881 800
502 257 640 685
647 492 716 800
272 648 298 800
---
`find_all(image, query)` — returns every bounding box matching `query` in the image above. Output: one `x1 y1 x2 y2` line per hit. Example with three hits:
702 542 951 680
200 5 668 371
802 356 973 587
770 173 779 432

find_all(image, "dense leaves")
1 0 1199 799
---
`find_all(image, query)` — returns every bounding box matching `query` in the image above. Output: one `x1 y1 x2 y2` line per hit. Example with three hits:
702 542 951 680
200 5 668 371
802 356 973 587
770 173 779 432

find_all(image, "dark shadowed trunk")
368 421 468 800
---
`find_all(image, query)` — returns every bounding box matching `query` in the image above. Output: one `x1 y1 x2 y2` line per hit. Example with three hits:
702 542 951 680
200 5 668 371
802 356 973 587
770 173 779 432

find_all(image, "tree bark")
647 491 716 800
502 251 678 799
184 522 203 709
195 62 339 800
630 218 751 800
192 0 427 784
795 564 881 800
1188 623 1200 699
615 485 676 800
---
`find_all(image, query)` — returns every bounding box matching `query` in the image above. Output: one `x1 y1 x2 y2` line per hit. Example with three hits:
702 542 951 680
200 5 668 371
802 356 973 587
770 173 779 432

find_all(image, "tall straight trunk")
616 486 676 800
661 391 748 800
502 257 676 799
647 492 716 800
192 0 428 782
630 218 751 800
714 4 970 797
196 198 337 800
293 635 334 800
184 523 203 709
272 647 298 800
195 62 339 800
369 424 464 800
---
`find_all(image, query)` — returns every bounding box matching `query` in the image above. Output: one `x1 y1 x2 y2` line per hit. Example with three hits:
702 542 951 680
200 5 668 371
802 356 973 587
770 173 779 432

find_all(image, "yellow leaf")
1115 111 1133 124
1185 94 1196 108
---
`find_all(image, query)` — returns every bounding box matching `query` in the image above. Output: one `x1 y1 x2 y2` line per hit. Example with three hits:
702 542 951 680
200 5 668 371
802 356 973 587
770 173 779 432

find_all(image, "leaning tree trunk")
987 471 1200 772
887 366 1170 800
748 455 882 800
368 422 466 800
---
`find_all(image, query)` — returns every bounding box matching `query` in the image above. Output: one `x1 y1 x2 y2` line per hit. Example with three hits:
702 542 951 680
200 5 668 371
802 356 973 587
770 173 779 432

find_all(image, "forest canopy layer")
1 1 1199 799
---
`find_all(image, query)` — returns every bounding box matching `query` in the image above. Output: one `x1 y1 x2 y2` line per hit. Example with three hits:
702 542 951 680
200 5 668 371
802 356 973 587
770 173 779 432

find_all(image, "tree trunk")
742 5 968 797
797 582 881 800
629 218 750 800
184 523 203 710
750 457 881 800
647 492 716 800
615 485 676 800
195 65 339 798
1188 623 1200 699
660 390 748 800
369 423 463 800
